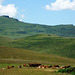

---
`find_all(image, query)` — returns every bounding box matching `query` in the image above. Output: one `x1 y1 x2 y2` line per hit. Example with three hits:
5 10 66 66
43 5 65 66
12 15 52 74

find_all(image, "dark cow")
64 65 71 69
54 65 59 67
29 63 41 67
48 65 52 68
7 66 14 69
18 65 22 68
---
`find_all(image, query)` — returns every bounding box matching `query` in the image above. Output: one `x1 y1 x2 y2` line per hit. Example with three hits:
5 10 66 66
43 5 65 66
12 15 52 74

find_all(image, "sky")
0 0 75 26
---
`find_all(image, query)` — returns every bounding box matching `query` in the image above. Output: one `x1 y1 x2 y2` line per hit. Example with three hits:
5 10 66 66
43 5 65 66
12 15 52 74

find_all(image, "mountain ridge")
0 16 75 39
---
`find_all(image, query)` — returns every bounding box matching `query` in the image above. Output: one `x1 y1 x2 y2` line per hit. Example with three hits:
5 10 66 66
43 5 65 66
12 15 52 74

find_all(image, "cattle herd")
6 63 71 70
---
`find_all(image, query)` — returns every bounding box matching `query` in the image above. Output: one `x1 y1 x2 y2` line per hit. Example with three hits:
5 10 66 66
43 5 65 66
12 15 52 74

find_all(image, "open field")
0 35 75 75
9 34 75 58
0 64 71 75
0 68 70 75
0 47 75 66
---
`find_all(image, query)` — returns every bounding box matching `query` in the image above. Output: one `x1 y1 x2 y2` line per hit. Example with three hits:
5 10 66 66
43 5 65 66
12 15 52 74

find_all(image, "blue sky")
0 0 75 26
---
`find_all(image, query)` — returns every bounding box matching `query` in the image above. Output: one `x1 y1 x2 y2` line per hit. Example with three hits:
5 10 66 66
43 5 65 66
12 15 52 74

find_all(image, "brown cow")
52 65 59 69
23 64 29 67
7 66 14 69
23 64 26 67
59 65 71 69
47 65 52 68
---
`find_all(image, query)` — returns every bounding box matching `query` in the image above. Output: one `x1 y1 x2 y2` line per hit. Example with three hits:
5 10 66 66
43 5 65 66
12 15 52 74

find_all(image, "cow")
23 64 29 67
7 66 14 69
37 65 52 69
29 63 41 67
18 65 21 68
47 65 52 68
23 64 26 67
52 65 59 69
59 65 71 69
37 65 42 68
54 65 59 67
63 65 71 69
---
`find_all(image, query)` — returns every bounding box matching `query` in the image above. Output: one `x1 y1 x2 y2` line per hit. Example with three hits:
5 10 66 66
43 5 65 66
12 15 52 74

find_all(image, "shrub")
58 67 75 74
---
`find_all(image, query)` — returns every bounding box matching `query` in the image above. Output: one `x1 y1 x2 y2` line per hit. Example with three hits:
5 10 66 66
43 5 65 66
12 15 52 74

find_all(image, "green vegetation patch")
58 67 75 74
9 34 75 58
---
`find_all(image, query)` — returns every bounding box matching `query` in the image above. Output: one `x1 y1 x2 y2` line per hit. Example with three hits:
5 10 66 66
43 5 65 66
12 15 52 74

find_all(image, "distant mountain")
0 16 75 39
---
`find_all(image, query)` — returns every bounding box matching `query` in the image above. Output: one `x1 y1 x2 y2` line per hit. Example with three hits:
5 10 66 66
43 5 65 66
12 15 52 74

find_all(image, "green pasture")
9 34 75 58
0 47 75 66
0 65 71 75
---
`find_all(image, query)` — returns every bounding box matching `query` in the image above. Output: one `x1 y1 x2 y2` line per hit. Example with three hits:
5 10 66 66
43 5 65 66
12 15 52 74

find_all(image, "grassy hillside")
9 34 75 58
0 36 12 46
0 16 75 39
0 46 75 66
0 34 75 59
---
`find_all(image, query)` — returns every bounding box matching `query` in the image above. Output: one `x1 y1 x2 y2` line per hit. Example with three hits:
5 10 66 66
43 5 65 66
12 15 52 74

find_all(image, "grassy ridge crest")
0 16 75 39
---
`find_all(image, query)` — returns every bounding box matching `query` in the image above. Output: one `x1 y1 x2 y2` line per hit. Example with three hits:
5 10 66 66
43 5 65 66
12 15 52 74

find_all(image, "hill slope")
9 34 75 58
0 46 75 65
0 16 75 39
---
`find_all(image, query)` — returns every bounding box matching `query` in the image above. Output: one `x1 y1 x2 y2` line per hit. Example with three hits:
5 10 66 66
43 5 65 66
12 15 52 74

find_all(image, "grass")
0 46 75 66
0 67 71 75
9 34 75 58
0 15 75 75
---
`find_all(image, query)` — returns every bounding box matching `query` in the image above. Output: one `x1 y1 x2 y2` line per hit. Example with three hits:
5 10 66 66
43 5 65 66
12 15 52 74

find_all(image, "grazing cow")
18 65 21 68
23 64 26 67
7 66 14 69
37 65 42 68
29 63 41 67
37 65 52 69
59 65 71 69
54 65 59 67
44 65 52 68
47 65 52 68
45 65 49 68
52 66 56 69
52 65 59 69
41 65 46 69
23 64 29 67
64 65 71 69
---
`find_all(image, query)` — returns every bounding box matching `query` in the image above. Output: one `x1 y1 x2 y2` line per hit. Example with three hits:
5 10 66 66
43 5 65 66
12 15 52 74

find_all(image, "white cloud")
0 0 17 17
21 14 25 18
45 0 75 10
